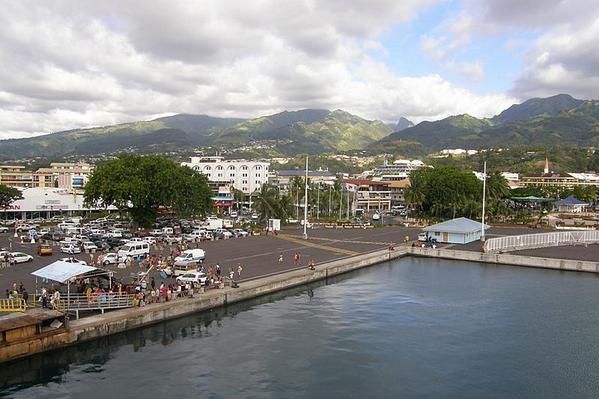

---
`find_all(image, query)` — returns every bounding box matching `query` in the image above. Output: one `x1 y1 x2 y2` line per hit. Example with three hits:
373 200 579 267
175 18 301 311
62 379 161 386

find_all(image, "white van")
175 249 205 264
118 242 150 260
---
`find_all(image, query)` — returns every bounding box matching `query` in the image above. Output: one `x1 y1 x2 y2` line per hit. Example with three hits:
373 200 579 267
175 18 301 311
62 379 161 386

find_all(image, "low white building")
181 156 270 195
423 217 490 244
0 188 116 220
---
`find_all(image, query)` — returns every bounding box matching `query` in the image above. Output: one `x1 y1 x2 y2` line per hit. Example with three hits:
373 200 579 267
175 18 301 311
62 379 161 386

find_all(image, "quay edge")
4 245 599 364
0 247 407 364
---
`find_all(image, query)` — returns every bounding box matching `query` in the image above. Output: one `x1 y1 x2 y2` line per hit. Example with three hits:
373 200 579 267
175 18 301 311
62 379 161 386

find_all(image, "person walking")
293 252 300 266
237 263 243 279
278 253 284 264
150 276 156 290
229 268 234 281
41 287 48 309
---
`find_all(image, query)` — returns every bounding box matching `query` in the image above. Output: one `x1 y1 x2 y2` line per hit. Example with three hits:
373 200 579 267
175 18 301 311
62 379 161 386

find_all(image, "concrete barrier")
410 247 599 274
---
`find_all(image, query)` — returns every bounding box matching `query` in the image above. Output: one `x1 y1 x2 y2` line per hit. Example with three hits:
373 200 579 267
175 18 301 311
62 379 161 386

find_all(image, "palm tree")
486 171 510 201
253 184 278 221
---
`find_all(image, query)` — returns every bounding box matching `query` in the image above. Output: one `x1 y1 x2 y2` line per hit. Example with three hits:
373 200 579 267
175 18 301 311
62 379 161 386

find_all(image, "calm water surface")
2 257 599 398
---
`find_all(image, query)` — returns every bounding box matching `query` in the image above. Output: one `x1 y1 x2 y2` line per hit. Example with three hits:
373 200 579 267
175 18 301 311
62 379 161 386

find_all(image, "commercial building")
0 163 92 190
370 159 425 181
270 169 336 195
0 187 116 220
181 156 270 195
343 179 392 213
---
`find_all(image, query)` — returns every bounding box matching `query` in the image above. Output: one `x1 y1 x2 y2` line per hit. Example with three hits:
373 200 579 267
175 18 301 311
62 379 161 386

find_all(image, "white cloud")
0 0 515 139
432 0 599 99
512 18 599 98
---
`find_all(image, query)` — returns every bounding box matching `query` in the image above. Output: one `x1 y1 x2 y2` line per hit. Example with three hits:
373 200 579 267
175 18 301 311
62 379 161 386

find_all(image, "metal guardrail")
483 230 599 253
54 293 135 313
0 298 26 312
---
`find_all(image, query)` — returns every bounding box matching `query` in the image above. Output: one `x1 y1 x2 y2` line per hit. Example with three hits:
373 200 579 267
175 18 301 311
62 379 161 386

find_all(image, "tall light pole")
316 184 320 220
328 184 332 217
303 156 309 240
481 161 487 242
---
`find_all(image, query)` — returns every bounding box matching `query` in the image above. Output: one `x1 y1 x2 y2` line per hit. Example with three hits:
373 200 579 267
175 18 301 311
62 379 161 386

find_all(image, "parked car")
174 249 205 266
60 244 81 254
150 229 163 236
10 252 34 263
176 271 207 286
106 237 126 248
0 226 9 233
162 235 182 244
94 240 111 251
59 257 87 265
232 228 249 237
81 241 98 251
100 252 119 266
142 236 157 245
37 244 53 256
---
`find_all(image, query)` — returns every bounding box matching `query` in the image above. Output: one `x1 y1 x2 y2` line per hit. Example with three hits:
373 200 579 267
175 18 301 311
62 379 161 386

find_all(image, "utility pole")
346 190 350 219
328 184 332 217
303 156 309 240
317 185 320 220
481 161 487 242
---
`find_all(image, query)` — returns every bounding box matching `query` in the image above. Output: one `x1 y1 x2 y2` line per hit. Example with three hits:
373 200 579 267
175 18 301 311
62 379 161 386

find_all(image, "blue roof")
556 196 588 206
423 217 490 234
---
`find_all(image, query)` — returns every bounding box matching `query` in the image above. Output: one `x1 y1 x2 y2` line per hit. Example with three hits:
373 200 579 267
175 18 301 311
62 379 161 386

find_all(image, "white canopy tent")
32 260 114 310
32 261 100 284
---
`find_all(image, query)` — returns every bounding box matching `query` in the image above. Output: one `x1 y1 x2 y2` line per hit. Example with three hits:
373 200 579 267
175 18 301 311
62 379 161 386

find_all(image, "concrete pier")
1 247 406 363
4 243 599 364
410 246 599 273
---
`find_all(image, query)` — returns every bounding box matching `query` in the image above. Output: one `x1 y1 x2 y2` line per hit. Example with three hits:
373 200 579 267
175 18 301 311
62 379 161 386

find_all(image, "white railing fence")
483 230 599 253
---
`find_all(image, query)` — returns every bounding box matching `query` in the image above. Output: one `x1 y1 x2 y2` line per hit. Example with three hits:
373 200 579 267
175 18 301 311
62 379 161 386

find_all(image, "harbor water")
2 257 599 398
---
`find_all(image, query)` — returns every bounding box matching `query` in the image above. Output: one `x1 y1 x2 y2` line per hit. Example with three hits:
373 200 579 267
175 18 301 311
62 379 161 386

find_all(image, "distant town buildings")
181 156 270 195
271 169 336 195
370 159 425 181
0 162 92 190
520 158 599 189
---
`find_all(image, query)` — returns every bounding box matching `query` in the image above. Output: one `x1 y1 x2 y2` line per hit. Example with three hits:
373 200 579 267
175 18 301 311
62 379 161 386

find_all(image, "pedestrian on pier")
237 263 243 279
278 253 284 264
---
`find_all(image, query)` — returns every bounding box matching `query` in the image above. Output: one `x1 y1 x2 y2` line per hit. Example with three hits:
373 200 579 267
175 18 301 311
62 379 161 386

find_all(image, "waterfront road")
0 226 420 293
3 225 598 295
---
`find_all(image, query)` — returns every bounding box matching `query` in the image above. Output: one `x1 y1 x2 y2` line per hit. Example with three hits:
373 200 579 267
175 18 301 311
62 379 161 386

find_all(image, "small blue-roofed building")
422 217 490 244
555 196 588 213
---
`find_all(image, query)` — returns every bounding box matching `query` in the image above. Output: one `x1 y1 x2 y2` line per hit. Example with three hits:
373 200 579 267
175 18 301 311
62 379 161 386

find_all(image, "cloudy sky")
1 0 598 139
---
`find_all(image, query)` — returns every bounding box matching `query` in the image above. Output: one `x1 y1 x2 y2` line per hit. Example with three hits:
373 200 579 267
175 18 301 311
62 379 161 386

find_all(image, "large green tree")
84 155 212 226
406 167 482 219
0 185 23 208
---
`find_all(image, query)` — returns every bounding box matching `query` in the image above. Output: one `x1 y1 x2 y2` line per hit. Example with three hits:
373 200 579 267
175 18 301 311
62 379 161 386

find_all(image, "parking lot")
0 223 423 295
4 218 597 298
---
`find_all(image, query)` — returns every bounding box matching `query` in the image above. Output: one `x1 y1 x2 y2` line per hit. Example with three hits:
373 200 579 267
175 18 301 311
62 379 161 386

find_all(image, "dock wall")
410 247 599 273
2 247 405 363
4 245 599 364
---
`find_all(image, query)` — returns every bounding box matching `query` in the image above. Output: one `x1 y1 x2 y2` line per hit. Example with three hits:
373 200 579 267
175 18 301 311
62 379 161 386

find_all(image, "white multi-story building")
371 159 425 181
182 156 270 194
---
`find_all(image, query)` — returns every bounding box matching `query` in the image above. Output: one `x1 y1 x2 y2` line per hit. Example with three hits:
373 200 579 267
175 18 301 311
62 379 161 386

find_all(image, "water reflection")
0 270 350 391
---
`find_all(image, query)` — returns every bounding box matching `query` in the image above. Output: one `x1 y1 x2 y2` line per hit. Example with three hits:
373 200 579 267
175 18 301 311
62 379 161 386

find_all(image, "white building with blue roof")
422 217 490 244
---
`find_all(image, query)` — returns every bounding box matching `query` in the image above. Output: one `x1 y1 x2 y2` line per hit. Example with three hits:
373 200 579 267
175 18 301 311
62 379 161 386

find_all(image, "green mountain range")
1 93 598 160
374 94 599 152
0 109 391 160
